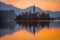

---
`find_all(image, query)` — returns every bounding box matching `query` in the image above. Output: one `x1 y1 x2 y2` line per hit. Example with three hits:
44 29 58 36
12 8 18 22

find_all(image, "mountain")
0 2 22 15
0 2 60 18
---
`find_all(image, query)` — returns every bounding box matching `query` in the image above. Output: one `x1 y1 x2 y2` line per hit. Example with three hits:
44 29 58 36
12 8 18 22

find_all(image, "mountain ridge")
0 2 60 18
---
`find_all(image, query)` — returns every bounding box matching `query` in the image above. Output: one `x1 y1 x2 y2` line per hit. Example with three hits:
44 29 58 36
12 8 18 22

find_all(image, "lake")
0 20 60 40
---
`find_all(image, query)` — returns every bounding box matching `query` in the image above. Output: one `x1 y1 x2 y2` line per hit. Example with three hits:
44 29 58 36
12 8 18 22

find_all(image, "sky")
0 27 60 40
0 0 60 11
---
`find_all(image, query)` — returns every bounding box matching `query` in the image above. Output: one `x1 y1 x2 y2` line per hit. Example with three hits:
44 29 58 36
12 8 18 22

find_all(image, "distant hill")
0 2 22 15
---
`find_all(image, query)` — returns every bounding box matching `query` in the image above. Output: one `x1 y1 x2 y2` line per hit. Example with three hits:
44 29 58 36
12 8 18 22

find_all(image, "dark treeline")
16 11 52 20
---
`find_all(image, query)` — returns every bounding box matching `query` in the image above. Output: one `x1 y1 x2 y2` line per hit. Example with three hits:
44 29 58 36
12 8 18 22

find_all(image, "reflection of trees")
16 21 50 28
16 21 50 34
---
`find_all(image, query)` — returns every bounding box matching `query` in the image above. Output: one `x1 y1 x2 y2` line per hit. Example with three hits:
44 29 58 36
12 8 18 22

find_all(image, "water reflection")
0 28 60 40
0 20 60 37
16 21 50 34
0 20 16 37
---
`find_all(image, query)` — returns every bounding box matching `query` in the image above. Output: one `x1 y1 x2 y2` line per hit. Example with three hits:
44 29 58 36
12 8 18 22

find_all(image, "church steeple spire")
33 4 35 13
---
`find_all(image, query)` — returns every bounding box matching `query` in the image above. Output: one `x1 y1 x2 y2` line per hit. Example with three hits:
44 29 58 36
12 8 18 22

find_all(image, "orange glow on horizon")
0 27 60 40
0 0 60 11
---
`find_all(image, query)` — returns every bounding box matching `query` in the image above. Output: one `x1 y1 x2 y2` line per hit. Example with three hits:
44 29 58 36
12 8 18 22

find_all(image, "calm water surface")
0 20 60 40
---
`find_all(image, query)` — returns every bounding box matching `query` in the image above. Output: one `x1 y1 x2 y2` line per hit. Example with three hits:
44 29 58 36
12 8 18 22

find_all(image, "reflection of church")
16 5 52 20
16 21 50 35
